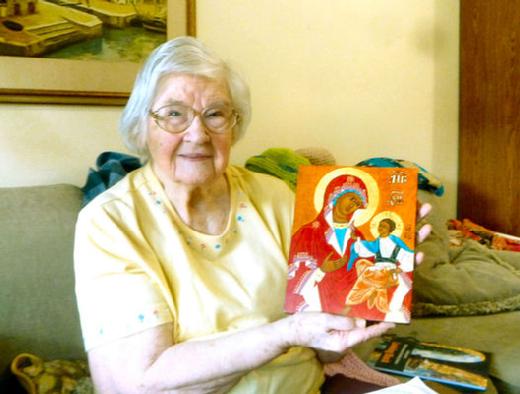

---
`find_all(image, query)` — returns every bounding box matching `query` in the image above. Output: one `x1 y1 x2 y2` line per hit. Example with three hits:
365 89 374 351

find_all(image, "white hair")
119 36 251 162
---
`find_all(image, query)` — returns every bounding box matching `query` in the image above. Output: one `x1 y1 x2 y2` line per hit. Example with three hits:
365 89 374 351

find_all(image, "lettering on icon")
388 190 405 206
387 171 409 206
389 171 408 184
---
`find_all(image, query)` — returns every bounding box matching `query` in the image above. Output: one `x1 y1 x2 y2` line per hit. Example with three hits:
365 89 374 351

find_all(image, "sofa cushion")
413 229 520 316
0 185 85 385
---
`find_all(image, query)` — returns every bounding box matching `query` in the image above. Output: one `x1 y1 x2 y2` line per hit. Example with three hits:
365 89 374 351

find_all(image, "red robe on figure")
285 173 369 315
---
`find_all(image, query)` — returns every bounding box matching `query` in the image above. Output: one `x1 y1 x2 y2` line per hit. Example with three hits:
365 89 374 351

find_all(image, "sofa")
1 182 519 393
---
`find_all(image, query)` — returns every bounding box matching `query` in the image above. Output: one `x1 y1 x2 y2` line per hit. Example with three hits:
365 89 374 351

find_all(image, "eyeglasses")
149 103 238 134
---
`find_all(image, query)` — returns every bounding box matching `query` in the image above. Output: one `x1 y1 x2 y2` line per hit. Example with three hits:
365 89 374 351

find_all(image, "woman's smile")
178 152 213 160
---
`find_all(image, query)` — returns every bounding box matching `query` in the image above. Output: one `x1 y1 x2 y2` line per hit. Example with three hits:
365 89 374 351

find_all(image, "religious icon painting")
284 165 419 323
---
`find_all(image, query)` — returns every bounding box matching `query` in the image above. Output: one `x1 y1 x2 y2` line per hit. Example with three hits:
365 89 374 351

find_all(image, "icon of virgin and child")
284 167 417 323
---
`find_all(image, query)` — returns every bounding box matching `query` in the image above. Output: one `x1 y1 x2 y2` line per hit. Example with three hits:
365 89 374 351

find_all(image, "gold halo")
369 211 404 238
314 168 379 227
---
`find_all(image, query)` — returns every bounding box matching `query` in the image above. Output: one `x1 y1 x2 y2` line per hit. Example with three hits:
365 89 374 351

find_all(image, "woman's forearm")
141 313 394 393
141 318 291 393
89 313 392 393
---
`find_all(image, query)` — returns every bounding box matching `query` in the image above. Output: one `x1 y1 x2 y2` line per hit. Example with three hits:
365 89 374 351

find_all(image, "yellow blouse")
74 163 324 393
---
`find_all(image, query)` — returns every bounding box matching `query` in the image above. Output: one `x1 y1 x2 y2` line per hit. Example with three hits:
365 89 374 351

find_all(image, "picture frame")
0 0 196 105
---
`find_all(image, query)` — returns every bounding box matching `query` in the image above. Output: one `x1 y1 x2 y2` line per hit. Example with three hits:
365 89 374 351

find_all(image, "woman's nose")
183 115 211 142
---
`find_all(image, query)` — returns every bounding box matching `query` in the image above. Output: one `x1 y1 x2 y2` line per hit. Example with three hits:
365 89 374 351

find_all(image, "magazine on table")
367 335 490 392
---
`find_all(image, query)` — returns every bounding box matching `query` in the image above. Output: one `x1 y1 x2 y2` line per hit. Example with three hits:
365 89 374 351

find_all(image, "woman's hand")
281 312 394 362
415 202 433 265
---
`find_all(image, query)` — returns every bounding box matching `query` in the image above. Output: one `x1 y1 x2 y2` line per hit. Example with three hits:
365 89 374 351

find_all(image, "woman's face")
332 192 363 223
147 73 233 187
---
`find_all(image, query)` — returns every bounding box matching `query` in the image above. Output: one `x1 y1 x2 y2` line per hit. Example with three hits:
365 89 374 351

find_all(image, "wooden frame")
0 0 196 105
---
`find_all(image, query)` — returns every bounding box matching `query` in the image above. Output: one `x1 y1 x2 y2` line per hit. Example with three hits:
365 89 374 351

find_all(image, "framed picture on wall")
0 0 195 105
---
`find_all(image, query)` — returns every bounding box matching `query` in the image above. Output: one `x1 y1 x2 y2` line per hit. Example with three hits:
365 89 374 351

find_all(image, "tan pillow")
11 353 91 394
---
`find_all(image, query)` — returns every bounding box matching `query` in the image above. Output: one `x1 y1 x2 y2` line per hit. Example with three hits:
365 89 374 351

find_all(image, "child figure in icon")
346 215 414 323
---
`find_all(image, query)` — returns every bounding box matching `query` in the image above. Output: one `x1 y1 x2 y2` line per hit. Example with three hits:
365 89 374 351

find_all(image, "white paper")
367 377 439 394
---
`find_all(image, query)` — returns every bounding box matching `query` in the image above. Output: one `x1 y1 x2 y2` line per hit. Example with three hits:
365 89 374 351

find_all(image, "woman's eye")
206 110 224 118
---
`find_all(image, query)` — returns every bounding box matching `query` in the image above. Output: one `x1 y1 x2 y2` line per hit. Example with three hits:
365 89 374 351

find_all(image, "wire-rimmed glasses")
149 103 238 134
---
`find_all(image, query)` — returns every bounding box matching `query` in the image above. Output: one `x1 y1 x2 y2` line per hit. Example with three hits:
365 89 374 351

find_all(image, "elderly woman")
74 36 431 393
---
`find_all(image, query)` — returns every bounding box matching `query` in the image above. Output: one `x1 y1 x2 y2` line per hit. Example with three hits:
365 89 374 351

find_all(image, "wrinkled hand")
415 202 432 265
283 312 394 354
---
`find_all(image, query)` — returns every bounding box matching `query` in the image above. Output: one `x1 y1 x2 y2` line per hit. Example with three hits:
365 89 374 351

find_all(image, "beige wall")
0 0 459 223
0 105 127 186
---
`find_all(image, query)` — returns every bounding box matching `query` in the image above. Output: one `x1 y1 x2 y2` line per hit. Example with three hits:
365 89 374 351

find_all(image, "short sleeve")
236 167 296 258
74 203 173 351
